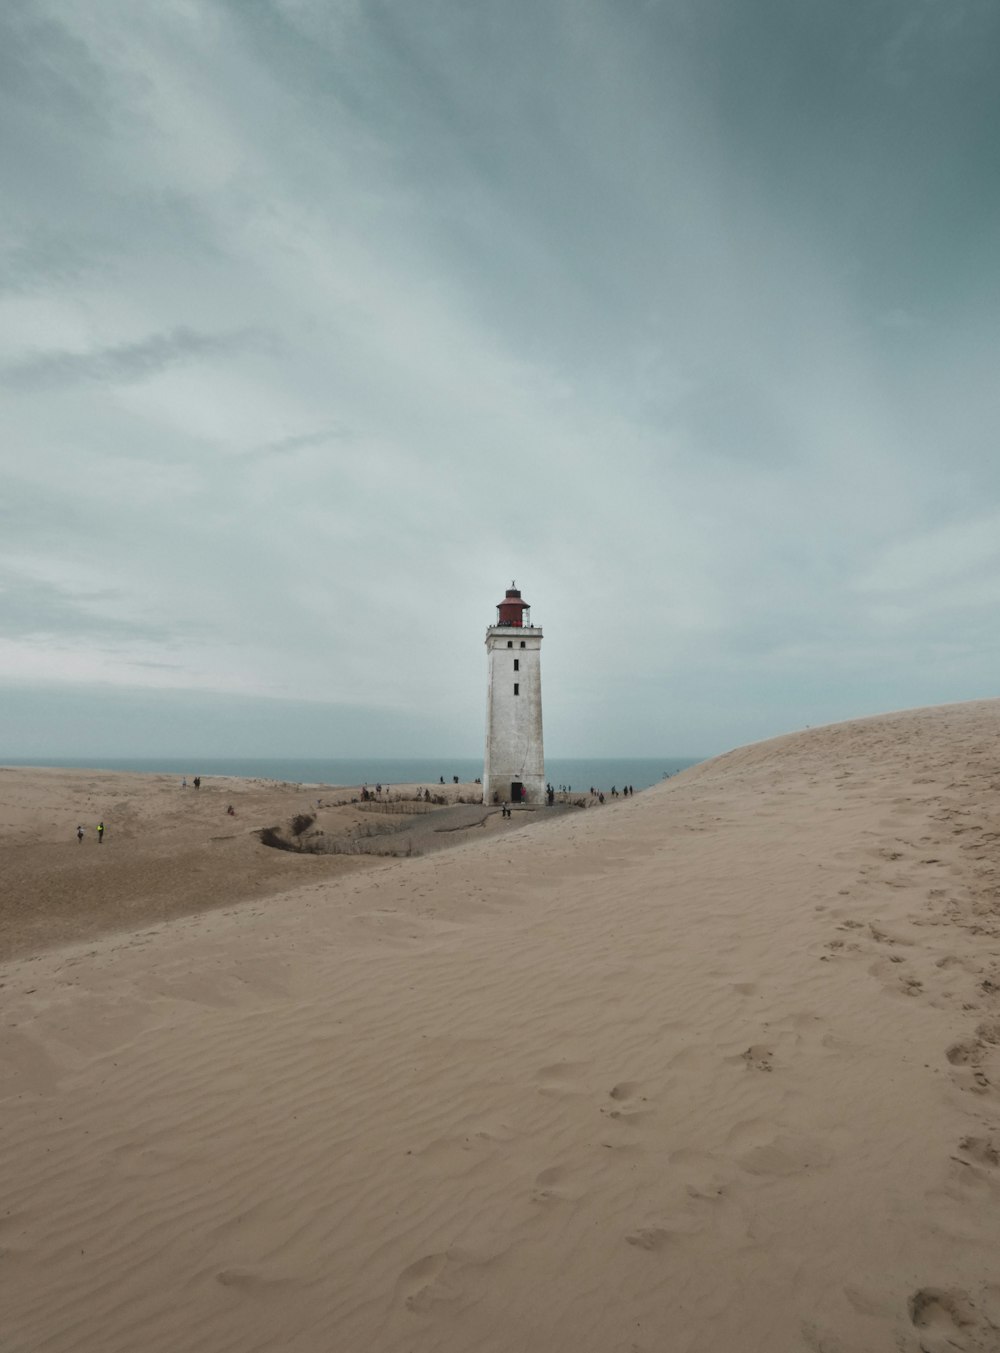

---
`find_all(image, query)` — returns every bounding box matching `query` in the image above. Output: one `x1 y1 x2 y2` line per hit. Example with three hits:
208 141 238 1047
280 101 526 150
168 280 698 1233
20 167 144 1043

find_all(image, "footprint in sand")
956 1137 1000 1169
825 938 861 956
685 1179 728 1202
936 952 974 974
602 1083 651 1124
608 1081 643 1101
908 1286 999 1351
944 1038 992 1092
740 1044 774 1072
397 1254 455 1313
868 923 910 946
396 1246 501 1313
606 1082 644 1104
602 1098 652 1124
530 1165 571 1203
946 1040 981 1067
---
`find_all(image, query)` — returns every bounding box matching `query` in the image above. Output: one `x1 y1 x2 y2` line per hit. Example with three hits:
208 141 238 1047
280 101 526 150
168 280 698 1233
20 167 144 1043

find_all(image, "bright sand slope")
3 701 1000 1353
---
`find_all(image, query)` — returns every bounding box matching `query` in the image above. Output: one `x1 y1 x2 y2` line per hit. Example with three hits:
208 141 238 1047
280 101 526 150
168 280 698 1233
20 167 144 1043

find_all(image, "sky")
2 0 999 760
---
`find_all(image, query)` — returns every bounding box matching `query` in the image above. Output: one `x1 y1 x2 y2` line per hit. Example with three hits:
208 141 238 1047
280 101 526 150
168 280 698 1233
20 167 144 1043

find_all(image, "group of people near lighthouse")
588 784 635 805
495 784 639 811
549 783 636 800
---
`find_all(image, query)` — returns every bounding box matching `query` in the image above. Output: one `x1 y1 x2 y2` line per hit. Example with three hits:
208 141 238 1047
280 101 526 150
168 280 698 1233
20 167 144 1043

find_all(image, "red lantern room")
496 582 530 627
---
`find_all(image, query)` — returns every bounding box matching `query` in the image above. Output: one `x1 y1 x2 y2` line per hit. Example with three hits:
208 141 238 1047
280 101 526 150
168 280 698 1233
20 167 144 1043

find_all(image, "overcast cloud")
2 0 999 759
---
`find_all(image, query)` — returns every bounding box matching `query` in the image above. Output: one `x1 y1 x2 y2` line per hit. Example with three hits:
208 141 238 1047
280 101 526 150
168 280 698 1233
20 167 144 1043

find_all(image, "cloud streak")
0 327 264 391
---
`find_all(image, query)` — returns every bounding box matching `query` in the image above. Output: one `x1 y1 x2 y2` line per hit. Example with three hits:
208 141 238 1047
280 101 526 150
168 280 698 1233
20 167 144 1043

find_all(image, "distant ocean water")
2 756 703 792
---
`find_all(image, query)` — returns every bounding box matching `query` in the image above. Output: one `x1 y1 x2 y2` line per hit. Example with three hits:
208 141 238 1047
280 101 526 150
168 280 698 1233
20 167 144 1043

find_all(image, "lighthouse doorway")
511 781 524 803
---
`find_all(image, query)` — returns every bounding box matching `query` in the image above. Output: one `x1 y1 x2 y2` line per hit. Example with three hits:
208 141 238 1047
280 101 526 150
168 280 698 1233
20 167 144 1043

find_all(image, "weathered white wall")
483 626 544 804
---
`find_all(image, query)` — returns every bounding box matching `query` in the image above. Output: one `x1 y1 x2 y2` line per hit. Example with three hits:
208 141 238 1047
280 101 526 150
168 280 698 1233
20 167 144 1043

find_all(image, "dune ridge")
3 700 1000 1351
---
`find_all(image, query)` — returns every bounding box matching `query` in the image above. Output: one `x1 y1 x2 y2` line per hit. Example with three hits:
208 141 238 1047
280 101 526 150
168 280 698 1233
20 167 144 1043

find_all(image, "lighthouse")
483 583 544 805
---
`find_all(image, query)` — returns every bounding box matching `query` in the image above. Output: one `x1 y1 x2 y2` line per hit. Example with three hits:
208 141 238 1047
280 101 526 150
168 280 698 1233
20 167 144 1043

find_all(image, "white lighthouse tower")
483 583 544 806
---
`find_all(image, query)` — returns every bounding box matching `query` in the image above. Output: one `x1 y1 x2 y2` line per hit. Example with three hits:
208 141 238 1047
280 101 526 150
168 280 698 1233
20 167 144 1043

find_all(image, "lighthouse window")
520 641 526 648
507 641 513 648
514 683 520 695
513 659 519 671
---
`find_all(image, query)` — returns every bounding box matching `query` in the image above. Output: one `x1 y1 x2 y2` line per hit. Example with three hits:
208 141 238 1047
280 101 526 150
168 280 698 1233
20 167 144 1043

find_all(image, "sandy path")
3 702 1000 1351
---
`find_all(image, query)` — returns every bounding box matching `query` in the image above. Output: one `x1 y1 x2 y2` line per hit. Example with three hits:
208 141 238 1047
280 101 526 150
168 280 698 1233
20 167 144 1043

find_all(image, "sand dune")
3 701 1000 1351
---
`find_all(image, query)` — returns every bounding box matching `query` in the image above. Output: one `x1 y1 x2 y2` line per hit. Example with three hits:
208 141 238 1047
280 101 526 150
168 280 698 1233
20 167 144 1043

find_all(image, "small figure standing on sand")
502 800 510 818
97 821 105 843
226 804 235 816
76 825 84 843
193 777 201 790
182 777 187 788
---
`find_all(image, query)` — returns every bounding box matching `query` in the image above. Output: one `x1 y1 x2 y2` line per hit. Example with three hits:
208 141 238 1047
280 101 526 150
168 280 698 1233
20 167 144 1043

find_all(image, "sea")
2 756 702 793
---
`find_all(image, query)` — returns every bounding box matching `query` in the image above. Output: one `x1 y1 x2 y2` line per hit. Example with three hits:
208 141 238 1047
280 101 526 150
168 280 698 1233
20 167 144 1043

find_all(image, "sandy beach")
3 700 1000 1352
0 770 505 961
